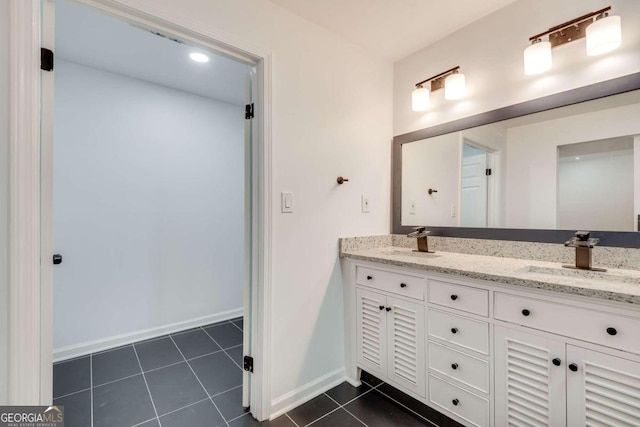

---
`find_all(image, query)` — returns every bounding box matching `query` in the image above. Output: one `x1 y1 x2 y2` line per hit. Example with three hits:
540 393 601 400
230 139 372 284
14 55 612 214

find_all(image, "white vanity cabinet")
343 257 640 427
355 280 426 397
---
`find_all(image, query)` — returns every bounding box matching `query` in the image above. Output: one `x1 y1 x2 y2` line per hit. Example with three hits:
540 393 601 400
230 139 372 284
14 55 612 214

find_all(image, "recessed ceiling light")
575 157 580 160
189 52 209 63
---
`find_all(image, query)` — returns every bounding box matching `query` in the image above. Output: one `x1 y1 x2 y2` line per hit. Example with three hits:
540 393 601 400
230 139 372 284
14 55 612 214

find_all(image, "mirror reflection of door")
461 142 489 227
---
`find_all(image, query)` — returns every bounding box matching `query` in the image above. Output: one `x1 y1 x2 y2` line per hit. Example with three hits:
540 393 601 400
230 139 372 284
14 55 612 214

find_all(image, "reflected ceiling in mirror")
400 89 640 232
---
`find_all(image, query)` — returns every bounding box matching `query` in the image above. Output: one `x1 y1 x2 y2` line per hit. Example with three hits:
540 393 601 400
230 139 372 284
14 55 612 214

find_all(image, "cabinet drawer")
429 375 489 427
356 266 424 300
494 292 640 355
428 341 489 394
428 280 489 316
428 310 489 355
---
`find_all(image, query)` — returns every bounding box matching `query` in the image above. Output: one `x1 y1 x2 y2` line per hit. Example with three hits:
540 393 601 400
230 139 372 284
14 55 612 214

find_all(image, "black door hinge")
485 168 492 176
245 103 254 120
52 254 62 265
243 355 254 373
41 48 54 72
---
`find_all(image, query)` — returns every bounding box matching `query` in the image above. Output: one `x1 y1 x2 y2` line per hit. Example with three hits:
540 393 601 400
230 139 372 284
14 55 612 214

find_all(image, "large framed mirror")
392 72 640 247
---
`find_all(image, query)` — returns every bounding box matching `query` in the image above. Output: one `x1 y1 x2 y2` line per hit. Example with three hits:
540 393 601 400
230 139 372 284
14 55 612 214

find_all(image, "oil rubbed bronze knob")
451 363 459 370
337 176 349 185
386 307 392 312
569 363 578 372
451 327 458 334
522 309 531 317
379 305 385 311
450 294 458 301
428 188 438 195
452 399 459 406
607 327 617 336
400 283 407 288
552 358 562 366
367 275 373 280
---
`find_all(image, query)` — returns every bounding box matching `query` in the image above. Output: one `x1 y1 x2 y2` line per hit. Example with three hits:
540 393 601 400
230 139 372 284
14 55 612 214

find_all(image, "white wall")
394 0 640 135
61 0 393 410
558 139 634 231
0 0 9 405
53 60 244 351
402 133 459 226
505 102 640 229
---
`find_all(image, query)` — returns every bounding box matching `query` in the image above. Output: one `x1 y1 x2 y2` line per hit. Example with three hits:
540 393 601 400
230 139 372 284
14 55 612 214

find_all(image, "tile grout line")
53 387 92 401
130 416 159 427
90 354 94 427
200 326 244 371
285 412 300 427
372 387 439 427
228 320 243 333
168 335 230 427
303 406 343 427
132 344 162 427
322 392 368 427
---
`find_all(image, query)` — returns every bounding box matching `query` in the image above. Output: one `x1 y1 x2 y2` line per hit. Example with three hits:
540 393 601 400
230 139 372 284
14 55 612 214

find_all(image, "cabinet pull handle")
552 358 561 366
569 363 578 372
450 294 458 301
367 275 373 280
400 283 407 288
452 399 459 406
386 307 392 312
451 327 458 334
379 305 385 311
522 309 531 317
451 363 459 370
606 327 617 336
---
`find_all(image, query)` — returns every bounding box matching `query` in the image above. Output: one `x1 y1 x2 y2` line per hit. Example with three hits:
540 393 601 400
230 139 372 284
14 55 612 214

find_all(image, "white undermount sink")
521 265 640 285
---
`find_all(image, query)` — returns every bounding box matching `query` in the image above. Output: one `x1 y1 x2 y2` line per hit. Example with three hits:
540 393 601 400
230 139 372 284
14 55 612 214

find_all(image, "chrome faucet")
407 226 434 253
562 231 606 272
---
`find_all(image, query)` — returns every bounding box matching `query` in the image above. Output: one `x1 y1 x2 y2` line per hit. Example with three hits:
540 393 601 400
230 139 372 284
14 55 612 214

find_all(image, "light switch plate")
450 204 457 218
281 192 293 213
361 195 370 213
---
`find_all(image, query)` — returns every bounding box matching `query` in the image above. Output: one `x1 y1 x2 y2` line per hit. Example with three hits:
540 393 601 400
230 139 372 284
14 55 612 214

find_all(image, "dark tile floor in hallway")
54 318 462 426
54 317 245 427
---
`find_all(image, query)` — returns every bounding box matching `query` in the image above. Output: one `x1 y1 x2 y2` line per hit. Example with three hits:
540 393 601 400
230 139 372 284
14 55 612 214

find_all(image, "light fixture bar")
528 6 611 47
415 66 460 92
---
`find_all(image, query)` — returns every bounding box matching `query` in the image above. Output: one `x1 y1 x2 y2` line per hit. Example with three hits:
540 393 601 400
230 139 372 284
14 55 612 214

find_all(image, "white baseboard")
53 308 243 362
269 368 346 420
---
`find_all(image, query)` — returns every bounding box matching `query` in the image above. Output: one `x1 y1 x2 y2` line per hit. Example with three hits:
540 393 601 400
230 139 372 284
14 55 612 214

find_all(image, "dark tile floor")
55 318 462 427
54 317 245 427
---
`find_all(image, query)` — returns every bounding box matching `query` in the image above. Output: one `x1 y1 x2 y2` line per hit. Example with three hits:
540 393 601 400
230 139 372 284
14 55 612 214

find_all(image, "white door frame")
6 0 273 420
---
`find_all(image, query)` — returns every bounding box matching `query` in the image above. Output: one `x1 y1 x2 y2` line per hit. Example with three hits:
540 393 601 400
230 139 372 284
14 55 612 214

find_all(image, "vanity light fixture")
412 66 465 111
524 6 621 75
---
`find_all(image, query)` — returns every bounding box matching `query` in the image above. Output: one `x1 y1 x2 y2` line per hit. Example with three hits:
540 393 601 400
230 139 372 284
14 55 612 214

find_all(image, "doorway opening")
460 140 496 227
39 0 268 423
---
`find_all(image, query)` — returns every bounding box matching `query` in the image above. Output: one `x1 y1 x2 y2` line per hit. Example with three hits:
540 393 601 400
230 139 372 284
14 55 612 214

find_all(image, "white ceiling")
55 0 251 106
269 0 520 61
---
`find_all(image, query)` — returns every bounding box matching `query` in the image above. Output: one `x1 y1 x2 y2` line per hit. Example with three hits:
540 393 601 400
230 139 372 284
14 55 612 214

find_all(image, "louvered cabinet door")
356 288 388 378
495 325 566 427
386 296 426 397
567 346 640 427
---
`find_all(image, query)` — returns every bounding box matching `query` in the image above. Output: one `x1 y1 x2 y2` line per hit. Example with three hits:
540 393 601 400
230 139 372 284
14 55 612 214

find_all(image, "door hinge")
41 48 54 71
243 355 254 373
485 168 492 176
245 103 254 119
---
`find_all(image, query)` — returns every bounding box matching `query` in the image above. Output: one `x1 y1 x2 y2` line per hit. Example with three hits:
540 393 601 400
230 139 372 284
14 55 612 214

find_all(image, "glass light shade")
189 52 210 63
523 41 552 75
444 73 466 100
412 86 430 111
586 15 621 56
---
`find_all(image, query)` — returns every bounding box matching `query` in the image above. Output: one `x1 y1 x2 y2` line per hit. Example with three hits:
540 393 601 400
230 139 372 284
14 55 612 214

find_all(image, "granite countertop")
340 245 640 305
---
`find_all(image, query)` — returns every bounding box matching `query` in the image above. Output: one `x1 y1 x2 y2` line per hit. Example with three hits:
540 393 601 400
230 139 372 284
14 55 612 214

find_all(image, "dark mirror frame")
392 72 640 248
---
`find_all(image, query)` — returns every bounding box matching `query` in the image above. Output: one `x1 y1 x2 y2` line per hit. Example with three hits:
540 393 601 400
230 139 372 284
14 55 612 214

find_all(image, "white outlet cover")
361 195 370 213
409 200 416 215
